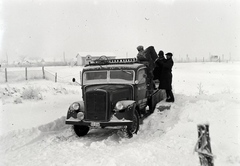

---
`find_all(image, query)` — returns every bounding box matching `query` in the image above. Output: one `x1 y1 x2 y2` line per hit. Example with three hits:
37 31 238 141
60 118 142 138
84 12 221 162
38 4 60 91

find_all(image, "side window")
137 68 146 84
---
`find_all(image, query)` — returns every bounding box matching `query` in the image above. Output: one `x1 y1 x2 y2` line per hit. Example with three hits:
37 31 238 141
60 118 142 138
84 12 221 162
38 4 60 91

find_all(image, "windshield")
83 70 134 85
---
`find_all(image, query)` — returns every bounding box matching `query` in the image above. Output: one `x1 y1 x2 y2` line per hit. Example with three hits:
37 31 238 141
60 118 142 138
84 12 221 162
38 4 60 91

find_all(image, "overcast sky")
0 0 240 62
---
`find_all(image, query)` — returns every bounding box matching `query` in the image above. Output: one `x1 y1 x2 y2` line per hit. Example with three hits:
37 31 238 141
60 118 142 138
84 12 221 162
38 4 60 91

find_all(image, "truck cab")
65 57 166 138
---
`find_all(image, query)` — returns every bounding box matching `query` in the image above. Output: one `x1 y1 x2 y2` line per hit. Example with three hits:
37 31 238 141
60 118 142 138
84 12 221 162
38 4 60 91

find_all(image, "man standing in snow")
155 52 175 102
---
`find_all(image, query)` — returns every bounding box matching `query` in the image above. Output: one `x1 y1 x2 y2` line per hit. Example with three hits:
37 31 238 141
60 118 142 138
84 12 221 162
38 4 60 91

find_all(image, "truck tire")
73 125 90 137
125 109 140 138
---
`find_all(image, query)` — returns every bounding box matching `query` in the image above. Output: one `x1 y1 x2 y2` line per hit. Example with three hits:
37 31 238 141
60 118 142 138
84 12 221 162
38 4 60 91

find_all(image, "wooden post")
42 66 45 79
5 68 7 82
55 73 57 82
195 124 214 166
25 67 28 80
80 71 82 84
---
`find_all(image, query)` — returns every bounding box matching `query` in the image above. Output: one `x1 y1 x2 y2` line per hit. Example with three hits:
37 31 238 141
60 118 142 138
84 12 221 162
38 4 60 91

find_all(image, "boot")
166 90 174 102
166 90 170 99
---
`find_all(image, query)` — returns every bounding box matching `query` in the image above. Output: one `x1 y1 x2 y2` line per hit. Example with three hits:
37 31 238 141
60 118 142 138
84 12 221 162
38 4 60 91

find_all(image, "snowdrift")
0 62 240 166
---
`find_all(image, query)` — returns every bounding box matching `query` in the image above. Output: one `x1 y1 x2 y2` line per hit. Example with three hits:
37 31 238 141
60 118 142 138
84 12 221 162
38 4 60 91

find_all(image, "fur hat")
158 50 164 56
137 45 144 51
158 50 165 59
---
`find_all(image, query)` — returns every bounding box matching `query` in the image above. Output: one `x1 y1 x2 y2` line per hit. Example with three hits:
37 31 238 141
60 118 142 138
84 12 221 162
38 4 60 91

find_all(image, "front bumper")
65 117 133 128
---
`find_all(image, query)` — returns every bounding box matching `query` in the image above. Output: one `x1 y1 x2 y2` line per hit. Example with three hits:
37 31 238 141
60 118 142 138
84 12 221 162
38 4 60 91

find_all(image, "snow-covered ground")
0 62 239 166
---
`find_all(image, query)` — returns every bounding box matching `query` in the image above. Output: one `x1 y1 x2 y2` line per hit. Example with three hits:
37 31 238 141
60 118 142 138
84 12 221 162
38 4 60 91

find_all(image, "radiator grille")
85 90 108 121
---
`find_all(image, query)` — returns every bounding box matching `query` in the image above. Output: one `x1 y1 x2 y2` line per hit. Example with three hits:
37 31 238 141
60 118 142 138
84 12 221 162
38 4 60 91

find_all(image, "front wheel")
125 109 140 138
73 125 90 137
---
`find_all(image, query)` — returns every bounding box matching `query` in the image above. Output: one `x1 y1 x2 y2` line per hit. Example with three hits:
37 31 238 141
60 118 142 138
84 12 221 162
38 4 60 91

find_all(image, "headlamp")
115 102 124 111
71 102 80 111
77 112 84 120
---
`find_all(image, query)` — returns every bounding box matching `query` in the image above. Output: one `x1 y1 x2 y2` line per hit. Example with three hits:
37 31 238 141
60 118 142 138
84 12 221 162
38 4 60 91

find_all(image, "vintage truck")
65 57 166 138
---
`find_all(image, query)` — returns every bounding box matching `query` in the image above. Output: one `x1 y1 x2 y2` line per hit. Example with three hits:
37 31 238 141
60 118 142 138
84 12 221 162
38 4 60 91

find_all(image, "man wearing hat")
136 45 158 90
156 52 175 102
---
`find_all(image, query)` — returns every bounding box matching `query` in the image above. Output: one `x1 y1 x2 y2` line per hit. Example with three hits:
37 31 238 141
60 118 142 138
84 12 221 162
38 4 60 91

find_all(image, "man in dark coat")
155 52 175 102
153 50 165 81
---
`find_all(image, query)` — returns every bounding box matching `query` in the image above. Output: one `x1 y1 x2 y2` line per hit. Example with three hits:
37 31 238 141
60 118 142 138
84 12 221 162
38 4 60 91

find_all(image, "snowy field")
0 62 240 166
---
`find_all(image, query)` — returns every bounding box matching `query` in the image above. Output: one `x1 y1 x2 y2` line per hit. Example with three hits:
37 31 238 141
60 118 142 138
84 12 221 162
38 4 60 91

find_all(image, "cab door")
136 68 148 110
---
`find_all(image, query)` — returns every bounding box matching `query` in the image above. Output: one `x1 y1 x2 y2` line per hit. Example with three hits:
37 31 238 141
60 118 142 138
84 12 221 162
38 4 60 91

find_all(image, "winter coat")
153 59 163 80
155 58 174 90
153 50 165 80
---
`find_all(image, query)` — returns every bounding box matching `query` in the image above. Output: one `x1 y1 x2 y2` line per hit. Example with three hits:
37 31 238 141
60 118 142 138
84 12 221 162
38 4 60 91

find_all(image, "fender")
66 101 85 119
113 100 137 121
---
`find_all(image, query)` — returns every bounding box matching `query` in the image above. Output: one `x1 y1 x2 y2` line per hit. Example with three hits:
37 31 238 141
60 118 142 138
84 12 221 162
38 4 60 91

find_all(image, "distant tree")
29 56 42 62
19 55 27 63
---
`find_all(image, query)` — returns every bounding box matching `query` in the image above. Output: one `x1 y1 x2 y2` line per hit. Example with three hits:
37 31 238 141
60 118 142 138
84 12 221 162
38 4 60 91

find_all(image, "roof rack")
108 58 138 64
87 57 138 66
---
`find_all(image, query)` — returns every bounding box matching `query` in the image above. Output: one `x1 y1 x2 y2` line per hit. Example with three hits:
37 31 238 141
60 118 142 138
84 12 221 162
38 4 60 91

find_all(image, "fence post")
195 124 214 166
80 71 81 84
5 68 7 82
55 73 57 82
25 67 28 80
42 66 45 79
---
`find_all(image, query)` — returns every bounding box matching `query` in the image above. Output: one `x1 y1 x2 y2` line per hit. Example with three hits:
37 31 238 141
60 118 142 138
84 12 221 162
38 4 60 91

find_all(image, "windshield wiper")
118 68 132 75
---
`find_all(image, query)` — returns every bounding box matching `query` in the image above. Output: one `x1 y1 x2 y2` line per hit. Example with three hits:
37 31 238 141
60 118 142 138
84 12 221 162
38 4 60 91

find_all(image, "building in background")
209 55 220 62
76 52 116 66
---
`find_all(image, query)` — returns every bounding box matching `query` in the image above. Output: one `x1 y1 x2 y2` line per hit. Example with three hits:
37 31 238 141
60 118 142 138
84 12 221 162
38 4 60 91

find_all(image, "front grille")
85 90 108 121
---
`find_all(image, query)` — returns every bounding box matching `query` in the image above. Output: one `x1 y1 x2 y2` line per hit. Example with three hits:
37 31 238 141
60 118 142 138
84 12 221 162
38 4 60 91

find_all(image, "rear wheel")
125 109 140 138
73 125 90 137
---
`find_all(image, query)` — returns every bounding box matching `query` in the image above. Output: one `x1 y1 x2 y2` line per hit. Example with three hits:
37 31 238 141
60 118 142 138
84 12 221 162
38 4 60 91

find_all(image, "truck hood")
84 84 133 121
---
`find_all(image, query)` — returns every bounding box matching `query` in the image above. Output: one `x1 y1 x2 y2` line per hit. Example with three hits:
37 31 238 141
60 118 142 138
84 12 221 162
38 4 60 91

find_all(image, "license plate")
91 122 100 127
